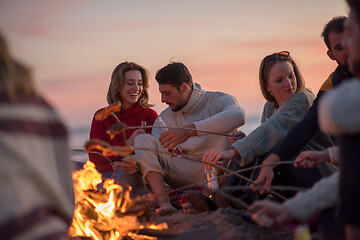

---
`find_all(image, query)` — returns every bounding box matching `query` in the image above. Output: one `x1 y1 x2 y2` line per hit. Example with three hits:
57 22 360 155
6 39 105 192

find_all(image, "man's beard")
172 104 186 112
339 61 349 72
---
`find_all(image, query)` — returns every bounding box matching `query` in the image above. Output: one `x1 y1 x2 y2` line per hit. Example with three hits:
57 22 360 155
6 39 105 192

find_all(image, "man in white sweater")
134 62 245 215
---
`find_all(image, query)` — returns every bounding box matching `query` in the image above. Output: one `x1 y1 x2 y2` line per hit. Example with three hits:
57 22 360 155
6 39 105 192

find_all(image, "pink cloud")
0 0 89 38
220 38 326 53
38 72 110 125
111 18 213 32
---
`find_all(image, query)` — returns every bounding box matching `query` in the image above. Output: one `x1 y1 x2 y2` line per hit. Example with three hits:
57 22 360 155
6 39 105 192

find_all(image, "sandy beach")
155 208 298 240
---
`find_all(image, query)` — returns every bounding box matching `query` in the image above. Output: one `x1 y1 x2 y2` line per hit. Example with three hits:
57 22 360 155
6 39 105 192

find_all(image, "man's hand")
159 124 197 149
248 200 293 228
294 150 329 168
202 148 236 170
111 156 138 174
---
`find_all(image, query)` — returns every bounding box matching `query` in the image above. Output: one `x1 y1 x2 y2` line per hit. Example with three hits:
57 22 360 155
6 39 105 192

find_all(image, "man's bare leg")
146 171 177 216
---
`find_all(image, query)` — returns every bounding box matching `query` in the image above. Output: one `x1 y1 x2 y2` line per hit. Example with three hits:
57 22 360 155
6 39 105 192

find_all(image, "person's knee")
134 134 157 148
113 169 135 185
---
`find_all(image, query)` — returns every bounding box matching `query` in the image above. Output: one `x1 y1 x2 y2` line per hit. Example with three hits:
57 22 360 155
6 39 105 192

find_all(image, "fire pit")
68 161 169 240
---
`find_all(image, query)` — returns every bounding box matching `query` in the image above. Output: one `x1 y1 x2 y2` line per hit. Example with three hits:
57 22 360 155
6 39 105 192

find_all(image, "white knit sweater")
152 83 245 159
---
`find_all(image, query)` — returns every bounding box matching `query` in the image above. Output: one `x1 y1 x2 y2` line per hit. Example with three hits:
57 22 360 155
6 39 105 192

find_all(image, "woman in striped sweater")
203 51 335 198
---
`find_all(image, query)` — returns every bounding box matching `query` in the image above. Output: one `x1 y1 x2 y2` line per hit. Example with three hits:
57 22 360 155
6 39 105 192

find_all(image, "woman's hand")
250 153 280 195
251 166 274 195
248 200 293 228
128 129 146 146
202 148 237 170
111 156 139 175
228 130 246 144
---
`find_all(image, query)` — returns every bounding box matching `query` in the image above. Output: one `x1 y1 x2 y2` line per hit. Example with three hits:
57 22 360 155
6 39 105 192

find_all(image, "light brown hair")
259 52 305 104
106 62 153 108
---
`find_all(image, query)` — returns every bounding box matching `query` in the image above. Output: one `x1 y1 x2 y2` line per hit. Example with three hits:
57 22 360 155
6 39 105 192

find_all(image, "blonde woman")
203 51 334 198
89 62 158 195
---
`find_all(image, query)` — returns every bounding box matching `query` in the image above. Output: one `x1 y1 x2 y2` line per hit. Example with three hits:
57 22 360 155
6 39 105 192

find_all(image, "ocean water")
69 114 261 162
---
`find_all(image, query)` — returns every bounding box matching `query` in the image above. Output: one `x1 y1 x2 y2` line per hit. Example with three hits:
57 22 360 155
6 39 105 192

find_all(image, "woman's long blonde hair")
106 62 153 108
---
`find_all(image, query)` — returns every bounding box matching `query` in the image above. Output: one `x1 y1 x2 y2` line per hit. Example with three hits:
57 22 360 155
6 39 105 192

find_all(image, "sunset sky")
0 0 348 131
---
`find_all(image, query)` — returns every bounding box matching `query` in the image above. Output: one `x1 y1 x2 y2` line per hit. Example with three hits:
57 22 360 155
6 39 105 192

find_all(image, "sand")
155 208 302 240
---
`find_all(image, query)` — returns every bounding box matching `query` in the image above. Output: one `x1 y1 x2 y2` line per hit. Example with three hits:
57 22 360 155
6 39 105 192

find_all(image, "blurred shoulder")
319 78 360 135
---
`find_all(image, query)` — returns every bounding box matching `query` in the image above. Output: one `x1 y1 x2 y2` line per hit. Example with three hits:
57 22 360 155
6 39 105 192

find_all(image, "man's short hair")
321 16 347 51
155 62 193 90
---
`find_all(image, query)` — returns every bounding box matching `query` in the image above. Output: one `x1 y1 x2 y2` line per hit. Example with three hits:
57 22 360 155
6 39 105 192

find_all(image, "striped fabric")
0 94 74 240
232 89 335 177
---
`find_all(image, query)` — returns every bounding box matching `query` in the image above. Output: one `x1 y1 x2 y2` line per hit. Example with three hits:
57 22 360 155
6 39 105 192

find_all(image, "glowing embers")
68 161 167 240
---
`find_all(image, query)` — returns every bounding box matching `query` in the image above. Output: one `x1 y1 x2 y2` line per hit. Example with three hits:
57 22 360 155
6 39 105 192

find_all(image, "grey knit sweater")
232 88 335 177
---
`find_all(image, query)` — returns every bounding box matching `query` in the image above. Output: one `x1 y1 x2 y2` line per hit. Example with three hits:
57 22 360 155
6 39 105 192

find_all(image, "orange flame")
68 161 167 240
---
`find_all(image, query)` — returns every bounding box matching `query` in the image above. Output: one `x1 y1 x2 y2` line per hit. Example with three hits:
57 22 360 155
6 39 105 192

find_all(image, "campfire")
68 161 168 240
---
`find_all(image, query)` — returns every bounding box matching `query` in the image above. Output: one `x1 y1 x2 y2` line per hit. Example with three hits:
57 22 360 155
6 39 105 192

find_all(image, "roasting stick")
109 112 127 146
81 143 249 208
75 144 290 203
109 123 233 137
83 141 288 204
165 161 299 199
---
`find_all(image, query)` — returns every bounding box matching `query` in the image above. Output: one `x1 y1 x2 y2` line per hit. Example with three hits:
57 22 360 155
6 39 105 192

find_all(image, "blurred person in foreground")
249 2 360 239
89 62 158 197
0 31 74 239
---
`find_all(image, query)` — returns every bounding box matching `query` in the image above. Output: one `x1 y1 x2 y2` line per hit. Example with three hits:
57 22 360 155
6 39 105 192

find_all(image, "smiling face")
119 70 143 110
266 61 297 107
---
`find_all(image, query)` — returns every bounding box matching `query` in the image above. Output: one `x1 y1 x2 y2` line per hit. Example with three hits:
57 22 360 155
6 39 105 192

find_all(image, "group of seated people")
1 2 359 239
88 13 360 240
